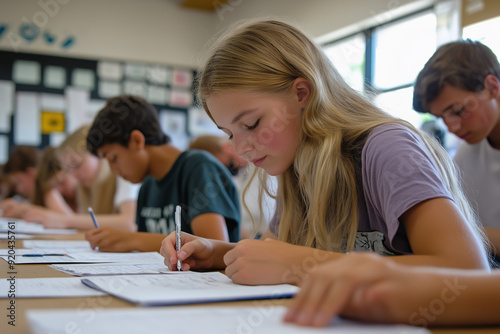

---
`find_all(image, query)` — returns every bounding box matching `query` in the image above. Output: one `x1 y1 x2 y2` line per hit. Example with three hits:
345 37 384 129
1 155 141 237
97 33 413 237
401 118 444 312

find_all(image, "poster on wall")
41 111 65 134
188 106 224 137
159 110 189 150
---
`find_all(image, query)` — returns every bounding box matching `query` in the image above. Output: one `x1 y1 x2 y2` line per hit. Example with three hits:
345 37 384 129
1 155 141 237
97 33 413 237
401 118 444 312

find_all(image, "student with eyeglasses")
413 39 500 265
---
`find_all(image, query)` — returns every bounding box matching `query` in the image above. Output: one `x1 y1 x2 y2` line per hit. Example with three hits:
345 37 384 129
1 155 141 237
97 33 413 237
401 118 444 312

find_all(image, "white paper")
71 68 95 90
49 132 67 147
44 66 66 89
146 65 170 85
66 251 163 262
82 272 299 306
12 60 41 85
0 80 14 132
0 248 91 255
40 93 65 111
0 135 8 164
97 61 123 81
38 228 78 235
27 306 430 334
1 251 163 264
50 261 180 276
123 80 146 98
125 63 146 80
15 92 40 145
159 110 189 150
23 240 92 249
88 99 106 118
98 80 121 98
188 106 225 136
147 85 169 105
0 277 106 298
0 219 78 235
65 87 90 134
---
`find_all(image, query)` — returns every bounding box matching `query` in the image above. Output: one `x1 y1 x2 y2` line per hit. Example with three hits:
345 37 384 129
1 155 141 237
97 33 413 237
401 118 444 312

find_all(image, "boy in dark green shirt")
85 95 240 252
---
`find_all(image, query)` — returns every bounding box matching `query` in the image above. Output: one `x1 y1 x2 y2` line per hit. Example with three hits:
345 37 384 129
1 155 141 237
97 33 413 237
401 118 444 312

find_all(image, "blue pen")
88 207 100 228
23 254 67 257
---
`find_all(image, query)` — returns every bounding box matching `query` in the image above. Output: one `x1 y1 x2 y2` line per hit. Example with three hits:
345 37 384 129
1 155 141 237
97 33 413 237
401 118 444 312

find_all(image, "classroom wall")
212 0 439 43
0 0 216 68
0 0 447 163
0 0 441 68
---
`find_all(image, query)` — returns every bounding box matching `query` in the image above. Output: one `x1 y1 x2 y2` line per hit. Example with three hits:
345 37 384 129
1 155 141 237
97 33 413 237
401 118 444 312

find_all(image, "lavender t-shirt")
271 123 452 255
357 123 452 254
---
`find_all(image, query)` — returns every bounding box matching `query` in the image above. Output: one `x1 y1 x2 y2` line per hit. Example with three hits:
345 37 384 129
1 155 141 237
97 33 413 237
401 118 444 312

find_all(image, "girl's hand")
223 238 318 286
160 232 219 271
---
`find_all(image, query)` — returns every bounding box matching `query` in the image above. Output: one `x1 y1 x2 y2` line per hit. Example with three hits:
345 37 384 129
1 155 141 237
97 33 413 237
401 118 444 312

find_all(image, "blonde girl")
160 19 489 285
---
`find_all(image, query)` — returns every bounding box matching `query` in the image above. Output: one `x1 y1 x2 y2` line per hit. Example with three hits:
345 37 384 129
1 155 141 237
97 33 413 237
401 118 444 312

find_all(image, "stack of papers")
50 261 172 276
0 217 77 234
0 250 164 264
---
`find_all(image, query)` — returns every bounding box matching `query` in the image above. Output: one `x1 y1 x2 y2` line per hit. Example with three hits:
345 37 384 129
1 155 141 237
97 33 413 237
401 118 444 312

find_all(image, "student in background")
84 95 240 252
2 145 40 200
161 19 489 284
23 125 140 230
1 145 41 217
0 164 15 202
2 146 79 218
189 134 276 239
284 252 500 327
31 146 79 213
413 40 500 263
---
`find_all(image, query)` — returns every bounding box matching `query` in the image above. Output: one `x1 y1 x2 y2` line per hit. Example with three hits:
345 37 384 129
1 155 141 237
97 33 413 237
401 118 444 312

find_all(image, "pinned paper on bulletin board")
41 111 65 134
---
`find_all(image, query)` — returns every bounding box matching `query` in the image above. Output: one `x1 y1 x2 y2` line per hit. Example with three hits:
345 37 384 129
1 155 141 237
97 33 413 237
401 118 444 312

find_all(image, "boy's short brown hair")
413 39 500 113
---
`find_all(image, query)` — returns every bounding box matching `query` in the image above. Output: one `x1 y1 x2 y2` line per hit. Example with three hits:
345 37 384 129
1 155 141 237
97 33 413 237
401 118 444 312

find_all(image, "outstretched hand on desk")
284 253 438 327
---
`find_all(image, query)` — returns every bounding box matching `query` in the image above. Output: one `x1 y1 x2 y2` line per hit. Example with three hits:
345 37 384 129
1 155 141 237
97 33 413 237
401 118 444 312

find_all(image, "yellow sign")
41 111 65 134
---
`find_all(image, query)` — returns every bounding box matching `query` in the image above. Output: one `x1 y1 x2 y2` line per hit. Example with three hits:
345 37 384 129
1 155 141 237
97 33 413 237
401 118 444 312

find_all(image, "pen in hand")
88 207 99 228
175 205 182 271
22 254 67 257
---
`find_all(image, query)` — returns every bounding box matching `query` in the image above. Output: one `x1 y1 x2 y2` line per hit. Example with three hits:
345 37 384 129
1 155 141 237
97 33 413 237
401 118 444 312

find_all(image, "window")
322 5 459 133
463 16 500 57
372 11 437 90
323 33 366 92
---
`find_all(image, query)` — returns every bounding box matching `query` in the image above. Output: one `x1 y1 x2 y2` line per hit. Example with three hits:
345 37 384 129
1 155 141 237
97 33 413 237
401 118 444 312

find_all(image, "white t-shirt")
454 139 500 229
233 165 277 235
113 176 141 210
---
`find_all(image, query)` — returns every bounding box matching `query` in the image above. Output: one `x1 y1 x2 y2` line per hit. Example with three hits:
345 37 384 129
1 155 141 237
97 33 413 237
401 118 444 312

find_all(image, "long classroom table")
1 233 499 334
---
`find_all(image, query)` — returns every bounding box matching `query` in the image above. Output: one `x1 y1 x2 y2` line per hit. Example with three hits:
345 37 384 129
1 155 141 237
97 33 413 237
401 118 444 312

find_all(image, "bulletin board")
0 49 220 163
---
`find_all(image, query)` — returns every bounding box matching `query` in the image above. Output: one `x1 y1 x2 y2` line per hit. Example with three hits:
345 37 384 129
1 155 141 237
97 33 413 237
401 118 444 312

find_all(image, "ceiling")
178 0 231 11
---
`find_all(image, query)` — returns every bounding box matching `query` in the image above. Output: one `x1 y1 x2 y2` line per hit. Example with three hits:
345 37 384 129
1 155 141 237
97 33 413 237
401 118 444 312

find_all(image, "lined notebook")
81 272 299 306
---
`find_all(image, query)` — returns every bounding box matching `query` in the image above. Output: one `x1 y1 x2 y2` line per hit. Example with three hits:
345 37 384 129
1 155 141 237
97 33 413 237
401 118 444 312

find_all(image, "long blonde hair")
198 19 487 253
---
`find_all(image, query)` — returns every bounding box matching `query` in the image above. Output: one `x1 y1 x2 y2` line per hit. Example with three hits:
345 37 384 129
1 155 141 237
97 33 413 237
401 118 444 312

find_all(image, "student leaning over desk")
160 19 490 286
21 125 140 231
84 95 240 252
413 40 500 263
1 145 40 217
1 145 79 217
